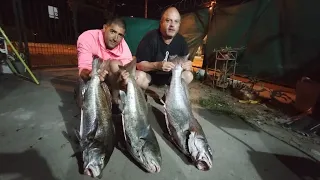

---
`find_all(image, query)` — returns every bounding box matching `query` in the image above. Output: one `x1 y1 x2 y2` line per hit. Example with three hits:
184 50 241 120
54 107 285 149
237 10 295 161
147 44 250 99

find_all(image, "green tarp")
205 0 320 87
123 17 159 56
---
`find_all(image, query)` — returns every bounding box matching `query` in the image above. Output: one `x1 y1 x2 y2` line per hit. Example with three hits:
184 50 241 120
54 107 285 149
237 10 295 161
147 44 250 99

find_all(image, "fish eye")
100 156 105 161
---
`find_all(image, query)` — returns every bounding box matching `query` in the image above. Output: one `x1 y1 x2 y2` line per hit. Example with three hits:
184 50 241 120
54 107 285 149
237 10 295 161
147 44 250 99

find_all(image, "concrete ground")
0 68 319 180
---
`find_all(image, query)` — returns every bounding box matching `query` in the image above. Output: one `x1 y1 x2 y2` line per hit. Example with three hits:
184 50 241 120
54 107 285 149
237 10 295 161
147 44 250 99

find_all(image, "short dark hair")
105 16 126 30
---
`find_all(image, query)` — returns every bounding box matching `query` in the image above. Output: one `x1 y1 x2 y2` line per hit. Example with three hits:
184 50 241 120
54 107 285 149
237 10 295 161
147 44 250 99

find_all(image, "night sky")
113 0 252 19
113 0 212 19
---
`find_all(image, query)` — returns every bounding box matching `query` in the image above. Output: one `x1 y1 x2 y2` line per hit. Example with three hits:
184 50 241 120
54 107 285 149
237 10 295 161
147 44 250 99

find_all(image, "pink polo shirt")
77 29 132 74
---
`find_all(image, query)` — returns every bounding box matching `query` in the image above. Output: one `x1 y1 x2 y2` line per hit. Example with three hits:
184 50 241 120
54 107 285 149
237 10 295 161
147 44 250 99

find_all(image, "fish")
118 58 162 173
161 54 214 171
75 57 115 179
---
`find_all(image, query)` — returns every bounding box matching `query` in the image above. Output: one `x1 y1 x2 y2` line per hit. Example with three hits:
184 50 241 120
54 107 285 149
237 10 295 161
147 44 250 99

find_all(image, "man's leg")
106 60 123 114
135 70 152 101
135 70 151 90
149 73 172 102
181 70 194 84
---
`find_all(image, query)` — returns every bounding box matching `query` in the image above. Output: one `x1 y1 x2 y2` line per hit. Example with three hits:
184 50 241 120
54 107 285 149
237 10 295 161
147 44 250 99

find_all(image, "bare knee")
109 60 122 73
135 70 151 89
181 71 193 84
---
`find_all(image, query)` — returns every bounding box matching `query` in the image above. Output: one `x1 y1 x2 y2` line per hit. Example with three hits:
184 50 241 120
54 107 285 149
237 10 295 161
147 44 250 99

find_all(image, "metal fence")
0 0 112 68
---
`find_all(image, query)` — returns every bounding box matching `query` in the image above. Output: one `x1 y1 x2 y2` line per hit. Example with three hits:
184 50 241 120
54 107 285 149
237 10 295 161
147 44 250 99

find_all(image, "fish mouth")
146 160 161 173
84 165 102 179
195 160 211 171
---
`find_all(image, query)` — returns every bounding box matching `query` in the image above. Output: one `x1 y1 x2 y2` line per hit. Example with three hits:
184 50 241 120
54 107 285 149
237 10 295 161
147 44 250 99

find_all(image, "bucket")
195 69 205 80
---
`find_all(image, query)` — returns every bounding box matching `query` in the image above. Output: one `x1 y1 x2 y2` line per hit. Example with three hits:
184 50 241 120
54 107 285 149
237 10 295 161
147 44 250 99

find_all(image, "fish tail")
119 58 136 76
168 54 190 66
91 56 103 75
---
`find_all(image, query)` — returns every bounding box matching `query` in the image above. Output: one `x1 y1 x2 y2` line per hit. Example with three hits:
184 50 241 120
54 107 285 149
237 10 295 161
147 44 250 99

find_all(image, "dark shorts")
149 71 172 86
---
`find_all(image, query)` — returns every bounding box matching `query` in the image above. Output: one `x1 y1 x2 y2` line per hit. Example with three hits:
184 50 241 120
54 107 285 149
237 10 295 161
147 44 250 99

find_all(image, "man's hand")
162 61 175 72
182 60 192 71
96 69 108 81
118 70 130 88
96 60 110 81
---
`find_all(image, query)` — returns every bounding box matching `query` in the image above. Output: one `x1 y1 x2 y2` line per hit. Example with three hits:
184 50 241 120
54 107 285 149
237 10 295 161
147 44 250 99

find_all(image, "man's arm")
77 33 95 81
136 61 163 71
135 33 162 71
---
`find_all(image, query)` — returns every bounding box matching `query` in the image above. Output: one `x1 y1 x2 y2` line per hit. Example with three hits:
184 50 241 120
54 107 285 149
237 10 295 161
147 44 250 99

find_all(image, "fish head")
129 140 161 173
82 146 107 179
188 131 213 171
140 141 162 173
168 54 190 73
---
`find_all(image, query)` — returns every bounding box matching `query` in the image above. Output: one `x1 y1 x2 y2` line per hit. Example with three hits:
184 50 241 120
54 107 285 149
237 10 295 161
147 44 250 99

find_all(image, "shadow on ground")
248 151 320 180
0 149 58 180
50 73 83 174
194 106 260 132
0 74 23 101
194 106 320 180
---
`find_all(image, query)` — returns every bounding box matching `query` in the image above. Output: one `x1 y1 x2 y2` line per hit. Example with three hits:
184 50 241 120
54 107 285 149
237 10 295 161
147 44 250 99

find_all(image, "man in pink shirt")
77 18 132 80
75 17 132 112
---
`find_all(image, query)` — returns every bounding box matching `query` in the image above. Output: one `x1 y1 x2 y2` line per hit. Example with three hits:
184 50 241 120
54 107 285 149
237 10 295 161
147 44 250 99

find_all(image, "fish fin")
91 56 103 75
160 98 165 106
139 124 151 140
74 129 81 142
167 54 190 66
79 108 85 140
187 131 196 156
119 58 136 77
189 117 204 135
163 105 172 136
73 129 86 150
86 119 99 141
118 90 126 112
121 114 130 147
160 85 169 105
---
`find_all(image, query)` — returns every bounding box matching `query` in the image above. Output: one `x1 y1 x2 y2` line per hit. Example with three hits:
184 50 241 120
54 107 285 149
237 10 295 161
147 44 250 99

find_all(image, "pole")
0 26 40 85
145 0 148 18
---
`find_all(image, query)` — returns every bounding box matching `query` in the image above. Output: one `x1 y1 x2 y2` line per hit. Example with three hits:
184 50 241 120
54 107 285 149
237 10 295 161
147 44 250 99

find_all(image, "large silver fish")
75 57 115 179
162 54 213 171
118 59 162 173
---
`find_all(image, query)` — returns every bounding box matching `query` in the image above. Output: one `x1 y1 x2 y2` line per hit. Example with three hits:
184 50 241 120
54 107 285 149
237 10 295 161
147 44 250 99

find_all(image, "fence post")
12 0 23 52
12 0 31 67
72 3 79 40
16 0 30 67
